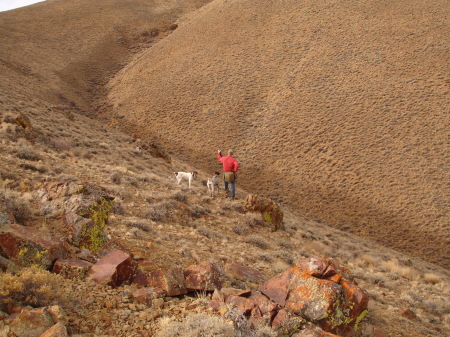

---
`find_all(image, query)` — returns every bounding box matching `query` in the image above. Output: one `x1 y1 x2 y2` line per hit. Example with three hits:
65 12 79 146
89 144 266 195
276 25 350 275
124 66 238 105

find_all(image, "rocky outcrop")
0 224 67 269
38 182 114 252
211 257 369 336
86 249 137 287
244 194 284 231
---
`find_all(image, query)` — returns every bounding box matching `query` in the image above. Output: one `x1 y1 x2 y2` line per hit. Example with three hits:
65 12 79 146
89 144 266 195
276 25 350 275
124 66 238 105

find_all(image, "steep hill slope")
0 0 211 112
105 0 450 268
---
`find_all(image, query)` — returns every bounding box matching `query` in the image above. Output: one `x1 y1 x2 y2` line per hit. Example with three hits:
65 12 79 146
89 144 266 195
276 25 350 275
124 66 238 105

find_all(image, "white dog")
174 171 198 189
207 171 221 197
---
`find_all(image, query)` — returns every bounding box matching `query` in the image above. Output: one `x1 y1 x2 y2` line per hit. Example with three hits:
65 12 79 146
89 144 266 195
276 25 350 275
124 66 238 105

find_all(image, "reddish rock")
8 307 54 337
294 257 342 280
399 308 417 320
244 194 284 230
184 261 223 291
340 277 369 321
132 271 150 287
146 268 187 296
39 322 68 337
221 288 252 298
258 269 291 306
132 287 166 304
286 268 342 321
86 249 136 287
52 259 92 279
272 308 305 335
226 295 255 316
225 262 266 284
249 291 278 316
0 255 17 272
0 224 67 269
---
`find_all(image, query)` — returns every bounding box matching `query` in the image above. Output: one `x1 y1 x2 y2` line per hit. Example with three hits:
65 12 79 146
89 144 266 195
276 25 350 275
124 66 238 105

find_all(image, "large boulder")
86 249 137 287
184 261 223 291
0 224 67 269
259 257 369 336
244 194 284 231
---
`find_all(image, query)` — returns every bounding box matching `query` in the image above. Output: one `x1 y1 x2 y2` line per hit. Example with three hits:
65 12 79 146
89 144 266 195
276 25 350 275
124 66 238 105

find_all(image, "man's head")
228 149 234 156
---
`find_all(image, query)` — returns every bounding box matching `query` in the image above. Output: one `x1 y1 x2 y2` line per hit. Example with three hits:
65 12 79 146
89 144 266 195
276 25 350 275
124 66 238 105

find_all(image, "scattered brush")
381 260 421 281
1 188 32 223
196 227 224 240
245 234 270 250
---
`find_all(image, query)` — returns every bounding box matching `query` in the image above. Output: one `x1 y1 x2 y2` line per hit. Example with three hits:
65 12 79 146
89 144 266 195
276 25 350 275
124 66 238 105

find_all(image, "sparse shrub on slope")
0 266 67 311
1 188 32 224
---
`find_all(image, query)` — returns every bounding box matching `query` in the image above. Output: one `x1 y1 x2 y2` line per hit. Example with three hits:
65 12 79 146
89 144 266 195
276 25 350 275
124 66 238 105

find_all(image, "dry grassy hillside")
0 0 449 336
0 0 211 112
104 0 450 268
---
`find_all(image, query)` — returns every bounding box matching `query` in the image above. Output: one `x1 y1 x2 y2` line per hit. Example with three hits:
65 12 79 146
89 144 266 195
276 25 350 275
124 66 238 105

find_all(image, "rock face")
225 262 266 284
244 194 284 231
86 249 136 287
38 182 114 252
146 268 187 296
7 307 57 337
211 257 369 337
184 261 223 291
0 224 67 269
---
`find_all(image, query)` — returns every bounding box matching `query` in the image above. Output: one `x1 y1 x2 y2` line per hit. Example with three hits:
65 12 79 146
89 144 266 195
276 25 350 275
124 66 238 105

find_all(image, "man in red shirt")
217 149 239 200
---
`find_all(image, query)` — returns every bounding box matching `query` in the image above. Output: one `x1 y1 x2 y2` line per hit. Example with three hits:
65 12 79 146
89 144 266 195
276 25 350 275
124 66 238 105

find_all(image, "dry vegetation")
0 0 449 336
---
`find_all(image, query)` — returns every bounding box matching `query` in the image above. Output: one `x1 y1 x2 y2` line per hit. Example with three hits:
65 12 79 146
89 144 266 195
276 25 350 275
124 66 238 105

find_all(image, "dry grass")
423 273 442 285
156 313 235 337
381 260 421 281
245 234 270 250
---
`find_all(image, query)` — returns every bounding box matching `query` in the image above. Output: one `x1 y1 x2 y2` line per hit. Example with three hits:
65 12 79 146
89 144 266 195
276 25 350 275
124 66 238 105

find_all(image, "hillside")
0 0 449 336
104 0 450 268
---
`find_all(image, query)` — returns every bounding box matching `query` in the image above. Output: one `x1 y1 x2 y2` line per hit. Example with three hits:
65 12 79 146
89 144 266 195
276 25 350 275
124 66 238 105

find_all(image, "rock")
39 323 68 337
46 306 68 325
259 260 369 336
258 269 291 306
272 308 305 335
286 269 342 321
8 307 54 337
249 291 278 317
0 255 17 272
52 259 92 279
132 288 166 304
0 224 67 269
226 295 255 316
184 261 223 291
146 268 187 296
225 262 266 284
244 194 284 231
292 325 340 336
38 182 114 252
86 249 136 287
399 308 417 320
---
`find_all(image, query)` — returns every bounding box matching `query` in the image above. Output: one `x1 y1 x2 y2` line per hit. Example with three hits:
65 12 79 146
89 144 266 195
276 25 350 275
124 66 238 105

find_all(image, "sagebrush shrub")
245 234 270 250
0 267 67 310
2 188 32 223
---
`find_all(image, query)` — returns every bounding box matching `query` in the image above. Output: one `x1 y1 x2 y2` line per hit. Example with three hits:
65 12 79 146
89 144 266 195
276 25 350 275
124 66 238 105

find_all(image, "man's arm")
217 149 222 160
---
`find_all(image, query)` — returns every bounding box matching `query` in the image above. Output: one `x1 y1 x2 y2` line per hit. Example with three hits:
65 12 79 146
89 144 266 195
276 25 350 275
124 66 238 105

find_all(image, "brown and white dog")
174 171 198 189
207 171 221 197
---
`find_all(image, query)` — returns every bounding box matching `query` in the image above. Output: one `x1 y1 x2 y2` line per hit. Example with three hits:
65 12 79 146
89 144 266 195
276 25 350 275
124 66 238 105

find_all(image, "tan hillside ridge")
105 0 450 268
0 0 449 336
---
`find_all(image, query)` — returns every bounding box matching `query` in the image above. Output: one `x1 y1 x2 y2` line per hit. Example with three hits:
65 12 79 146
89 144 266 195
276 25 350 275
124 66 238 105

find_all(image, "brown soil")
0 1 449 336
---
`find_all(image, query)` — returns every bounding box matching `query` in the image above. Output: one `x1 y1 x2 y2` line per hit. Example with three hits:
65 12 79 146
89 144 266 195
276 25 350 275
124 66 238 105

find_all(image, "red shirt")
218 153 239 172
